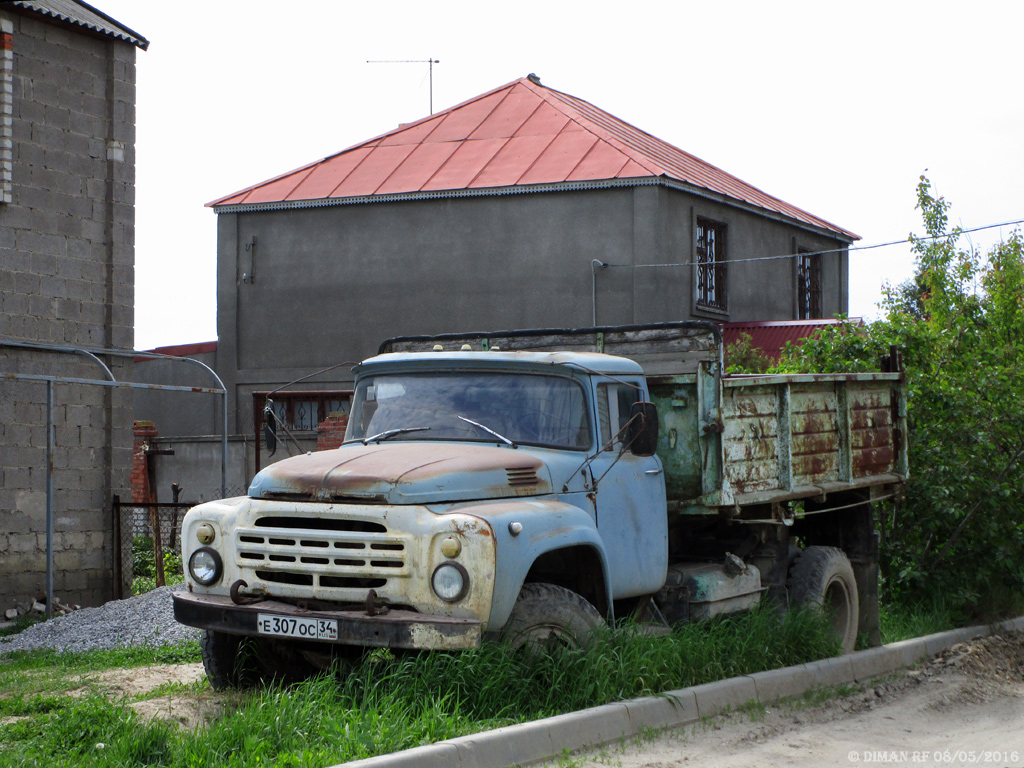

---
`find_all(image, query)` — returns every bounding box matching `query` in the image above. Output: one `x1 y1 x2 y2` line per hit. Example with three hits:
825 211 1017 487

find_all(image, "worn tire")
201 630 321 689
787 546 859 654
499 583 605 651
200 630 244 690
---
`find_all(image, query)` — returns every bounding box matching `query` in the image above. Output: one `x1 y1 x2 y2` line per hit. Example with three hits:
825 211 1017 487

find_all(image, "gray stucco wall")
215 184 849 433
133 349 221 437
0 10 137 608
148 435 252 504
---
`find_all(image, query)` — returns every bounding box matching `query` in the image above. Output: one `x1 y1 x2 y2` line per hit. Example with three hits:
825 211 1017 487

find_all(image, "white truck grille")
235 515 410 592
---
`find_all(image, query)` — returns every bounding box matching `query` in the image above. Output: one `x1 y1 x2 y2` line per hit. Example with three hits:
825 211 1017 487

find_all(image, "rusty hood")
247 442 552 504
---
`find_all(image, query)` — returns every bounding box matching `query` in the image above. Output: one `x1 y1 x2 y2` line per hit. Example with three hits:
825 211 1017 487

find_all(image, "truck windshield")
348 372 592 450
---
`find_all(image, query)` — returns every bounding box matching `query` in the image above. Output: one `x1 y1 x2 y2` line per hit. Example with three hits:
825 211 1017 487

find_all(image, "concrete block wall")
0 8 138 609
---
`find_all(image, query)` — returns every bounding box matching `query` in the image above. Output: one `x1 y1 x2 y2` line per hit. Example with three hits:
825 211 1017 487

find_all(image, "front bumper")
173 591 482 650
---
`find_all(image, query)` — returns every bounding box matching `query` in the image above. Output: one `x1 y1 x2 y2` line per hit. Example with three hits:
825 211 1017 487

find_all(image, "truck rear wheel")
787 546 859 654
499 583 604 651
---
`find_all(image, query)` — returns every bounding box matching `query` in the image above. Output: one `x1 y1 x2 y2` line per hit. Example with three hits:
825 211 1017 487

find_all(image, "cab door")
588 378 668 598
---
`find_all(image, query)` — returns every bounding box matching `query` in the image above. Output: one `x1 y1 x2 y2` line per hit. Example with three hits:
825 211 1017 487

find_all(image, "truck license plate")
256 614 338 641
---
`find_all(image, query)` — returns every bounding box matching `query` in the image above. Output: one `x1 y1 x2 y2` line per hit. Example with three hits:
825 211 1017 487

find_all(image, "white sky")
95 1 1024 351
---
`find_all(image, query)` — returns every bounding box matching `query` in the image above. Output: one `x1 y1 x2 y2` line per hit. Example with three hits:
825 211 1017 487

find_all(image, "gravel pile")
0 585 201 655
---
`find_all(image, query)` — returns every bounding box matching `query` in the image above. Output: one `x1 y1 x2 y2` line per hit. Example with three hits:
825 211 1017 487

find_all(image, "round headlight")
431 562 469 603
188 547 223 586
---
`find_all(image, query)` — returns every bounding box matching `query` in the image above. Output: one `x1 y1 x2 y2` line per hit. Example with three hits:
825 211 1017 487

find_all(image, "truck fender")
441 498 612 631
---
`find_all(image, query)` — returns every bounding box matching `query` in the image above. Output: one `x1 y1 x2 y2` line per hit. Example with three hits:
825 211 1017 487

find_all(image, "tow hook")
365 588 389 616
229 579 267 605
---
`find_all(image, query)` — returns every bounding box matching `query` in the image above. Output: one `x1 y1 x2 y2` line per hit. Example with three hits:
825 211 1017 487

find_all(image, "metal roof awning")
5 0 149 49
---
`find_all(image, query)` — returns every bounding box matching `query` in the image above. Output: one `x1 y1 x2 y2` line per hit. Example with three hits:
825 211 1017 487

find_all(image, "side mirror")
628 401 659 457
263 405 277 456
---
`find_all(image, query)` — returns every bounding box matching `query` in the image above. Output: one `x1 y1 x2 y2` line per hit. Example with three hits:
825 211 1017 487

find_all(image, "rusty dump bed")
650 371 908 511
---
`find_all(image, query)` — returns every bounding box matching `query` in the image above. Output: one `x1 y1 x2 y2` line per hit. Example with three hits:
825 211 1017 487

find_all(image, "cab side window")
596 382 642 450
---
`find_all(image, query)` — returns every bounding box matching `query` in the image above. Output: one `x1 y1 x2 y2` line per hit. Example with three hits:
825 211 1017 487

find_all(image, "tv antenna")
367 58 440 114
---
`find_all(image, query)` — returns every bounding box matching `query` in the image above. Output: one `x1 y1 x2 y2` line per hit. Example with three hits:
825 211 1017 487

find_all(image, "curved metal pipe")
1 338 230 497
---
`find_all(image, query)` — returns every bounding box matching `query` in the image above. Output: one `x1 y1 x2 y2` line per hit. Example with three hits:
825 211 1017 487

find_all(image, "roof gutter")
209 177 858 244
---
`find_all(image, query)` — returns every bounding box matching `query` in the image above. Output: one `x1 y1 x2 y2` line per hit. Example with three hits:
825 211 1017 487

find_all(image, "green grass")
0 641 201 677
0 606 838 767
3 592 1004 767
879 597 966 643
0 642 202 702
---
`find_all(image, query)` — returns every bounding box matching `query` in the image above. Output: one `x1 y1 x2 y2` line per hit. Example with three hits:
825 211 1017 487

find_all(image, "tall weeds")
0 606 837 767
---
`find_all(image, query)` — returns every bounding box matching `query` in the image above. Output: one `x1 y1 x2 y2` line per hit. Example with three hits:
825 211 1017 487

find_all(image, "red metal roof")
209 77 858 240
135 340 217 362
720 319 864 362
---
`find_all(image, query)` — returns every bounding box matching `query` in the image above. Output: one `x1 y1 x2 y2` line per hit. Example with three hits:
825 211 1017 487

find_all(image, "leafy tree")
776 177 1024 610
724 332 774 374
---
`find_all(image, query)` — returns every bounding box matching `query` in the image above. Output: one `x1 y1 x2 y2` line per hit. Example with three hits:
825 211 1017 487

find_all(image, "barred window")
696 218 727 311
797 249 822 319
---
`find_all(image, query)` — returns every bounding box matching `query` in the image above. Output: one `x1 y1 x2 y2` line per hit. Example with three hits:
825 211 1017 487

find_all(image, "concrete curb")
332 617 1023 768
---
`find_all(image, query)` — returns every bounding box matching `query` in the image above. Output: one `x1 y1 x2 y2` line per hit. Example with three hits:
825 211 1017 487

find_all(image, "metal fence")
112 496 192 599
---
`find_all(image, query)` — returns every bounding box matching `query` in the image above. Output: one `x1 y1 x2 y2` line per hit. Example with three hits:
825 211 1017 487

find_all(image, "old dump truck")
173 323 907 686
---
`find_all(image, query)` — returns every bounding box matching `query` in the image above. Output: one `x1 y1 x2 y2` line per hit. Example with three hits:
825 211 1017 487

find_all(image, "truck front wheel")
200 630 320 689
200 630 244 690
499 582 605 651
787 546 859 654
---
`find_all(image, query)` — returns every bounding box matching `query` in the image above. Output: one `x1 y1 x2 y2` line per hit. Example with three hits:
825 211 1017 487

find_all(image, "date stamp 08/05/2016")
848 750 1021 765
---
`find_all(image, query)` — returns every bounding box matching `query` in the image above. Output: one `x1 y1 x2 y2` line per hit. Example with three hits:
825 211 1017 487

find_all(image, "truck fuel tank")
655 556 762 624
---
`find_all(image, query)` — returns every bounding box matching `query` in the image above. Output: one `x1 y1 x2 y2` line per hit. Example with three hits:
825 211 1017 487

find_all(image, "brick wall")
316 412 349 451
131 420 158 503
0 9 138 608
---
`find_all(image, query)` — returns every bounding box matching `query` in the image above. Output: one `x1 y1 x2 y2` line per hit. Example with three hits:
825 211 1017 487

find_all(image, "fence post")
170 483 182 551
152 505 165 588
112 495 122 600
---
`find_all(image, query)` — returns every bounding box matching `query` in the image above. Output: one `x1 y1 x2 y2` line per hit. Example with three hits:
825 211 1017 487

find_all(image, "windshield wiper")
457 416 516 447
361 427 431 445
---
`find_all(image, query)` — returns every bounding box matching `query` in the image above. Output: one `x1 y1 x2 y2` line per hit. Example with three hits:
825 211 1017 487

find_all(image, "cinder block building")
0 1 147 608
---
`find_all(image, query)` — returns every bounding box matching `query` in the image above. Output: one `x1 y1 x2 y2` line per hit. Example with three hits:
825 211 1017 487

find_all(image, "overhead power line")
603 217 1024 269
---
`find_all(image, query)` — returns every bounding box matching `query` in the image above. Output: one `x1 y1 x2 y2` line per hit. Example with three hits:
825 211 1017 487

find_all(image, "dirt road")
560 633 1024 768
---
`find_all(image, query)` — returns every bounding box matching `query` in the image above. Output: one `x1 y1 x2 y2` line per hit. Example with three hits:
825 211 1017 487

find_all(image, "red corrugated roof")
209 77 858 240
721 319 864 362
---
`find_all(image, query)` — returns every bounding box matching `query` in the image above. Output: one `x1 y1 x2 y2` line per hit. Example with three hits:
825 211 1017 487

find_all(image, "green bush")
776 177 1024 610
725 331 774 374
130 535 155 579
130 535 184 595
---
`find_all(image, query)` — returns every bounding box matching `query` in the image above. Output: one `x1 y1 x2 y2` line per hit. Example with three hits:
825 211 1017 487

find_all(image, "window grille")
252 390 354 471
696 218 727 311
797 249 822 319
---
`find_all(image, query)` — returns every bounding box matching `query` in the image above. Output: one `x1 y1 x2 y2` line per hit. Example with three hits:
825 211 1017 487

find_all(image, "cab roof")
355 350 645 377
